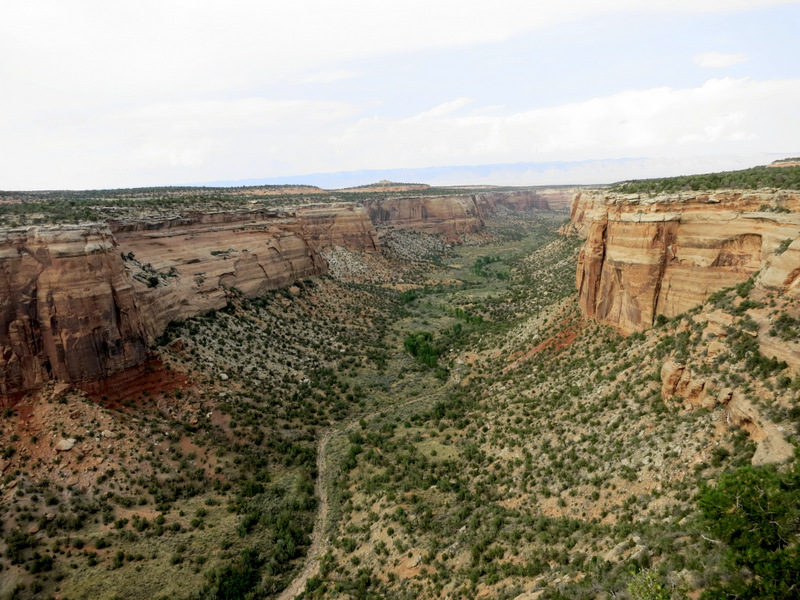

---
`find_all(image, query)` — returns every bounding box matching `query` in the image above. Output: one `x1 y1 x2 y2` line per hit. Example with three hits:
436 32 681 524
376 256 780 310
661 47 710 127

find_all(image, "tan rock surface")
0 226 151 395
363 191 549 236
661 360 709 407
474 191 551 215
1 192 548 397
364 195 486 235
572 189 800 333
722 391 794 466
1 204 381 396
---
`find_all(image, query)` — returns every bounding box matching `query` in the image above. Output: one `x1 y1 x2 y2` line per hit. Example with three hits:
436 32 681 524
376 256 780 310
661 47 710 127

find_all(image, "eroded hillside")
2 172 799 600
0 190 549 398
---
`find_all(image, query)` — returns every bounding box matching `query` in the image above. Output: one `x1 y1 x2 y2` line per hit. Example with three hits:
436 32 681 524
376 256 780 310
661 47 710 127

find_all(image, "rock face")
721 390 794 466
573 189 800 333
569 191 603 238
297 205 381 252
474 191 551 215
659 361 793 465
1 192 548 397
1 204 380 397
660 360 710 408
364 195 485 235
0 226 150 395
364 191 549 236
528 188 574 212
113 204 379 337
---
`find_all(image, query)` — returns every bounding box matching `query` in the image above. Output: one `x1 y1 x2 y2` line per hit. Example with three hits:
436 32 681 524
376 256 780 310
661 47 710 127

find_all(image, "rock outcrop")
1 191 549 397
364 195 485 236
113 203 382 336
1 204 382 397
536 188 575 212
660 360 710 408
474 191 551 215
572 189 800 333
720 390 794 466
659 361 793 465
0 226 150 395
297 205 381 252
364 191 549 236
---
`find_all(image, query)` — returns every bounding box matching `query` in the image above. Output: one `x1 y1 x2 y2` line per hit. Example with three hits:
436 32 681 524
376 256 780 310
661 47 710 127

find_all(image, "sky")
2 0 799 190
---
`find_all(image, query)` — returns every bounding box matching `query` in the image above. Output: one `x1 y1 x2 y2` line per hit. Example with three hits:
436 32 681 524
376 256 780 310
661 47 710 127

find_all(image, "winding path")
277 393 428 600
276 427 335 600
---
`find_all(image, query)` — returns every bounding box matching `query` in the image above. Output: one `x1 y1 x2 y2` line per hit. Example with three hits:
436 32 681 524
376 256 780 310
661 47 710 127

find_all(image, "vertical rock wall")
0 227 150 395
572 190 800 333
1 192 550 396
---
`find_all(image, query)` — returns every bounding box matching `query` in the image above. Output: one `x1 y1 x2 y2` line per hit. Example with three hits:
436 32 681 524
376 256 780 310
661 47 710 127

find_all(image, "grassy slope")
2 209 798 600
303 220 799 600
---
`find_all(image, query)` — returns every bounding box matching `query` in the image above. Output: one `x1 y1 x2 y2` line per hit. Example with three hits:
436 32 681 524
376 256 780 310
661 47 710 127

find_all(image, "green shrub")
698 462 800 599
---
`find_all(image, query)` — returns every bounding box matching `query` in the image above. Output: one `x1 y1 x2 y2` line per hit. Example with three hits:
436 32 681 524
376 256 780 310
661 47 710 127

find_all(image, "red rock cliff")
473 191 551 215
363 190 549 235
0 226 150 395
364 195 486 235
1 193 548 396
1 204 380 397
572 189 800 333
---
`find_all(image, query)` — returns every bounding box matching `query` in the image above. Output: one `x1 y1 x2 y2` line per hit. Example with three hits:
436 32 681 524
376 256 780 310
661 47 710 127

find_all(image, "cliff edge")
1 191 549 397
571 189 800 334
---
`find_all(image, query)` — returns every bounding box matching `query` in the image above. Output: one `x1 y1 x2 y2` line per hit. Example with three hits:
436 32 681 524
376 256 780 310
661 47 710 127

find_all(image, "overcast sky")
2 0 799 189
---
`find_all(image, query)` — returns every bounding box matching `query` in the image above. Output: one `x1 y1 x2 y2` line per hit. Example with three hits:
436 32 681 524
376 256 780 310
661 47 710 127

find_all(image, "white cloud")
300 70 362 84
411 98 475 120
694 51 749 67
0 1 791 103
1 1 798 188
2 77 799 188
119 98 359 127
320 78 800 172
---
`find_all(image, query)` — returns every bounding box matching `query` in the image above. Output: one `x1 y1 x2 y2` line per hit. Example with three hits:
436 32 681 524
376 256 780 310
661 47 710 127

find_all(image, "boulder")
55 438 76 452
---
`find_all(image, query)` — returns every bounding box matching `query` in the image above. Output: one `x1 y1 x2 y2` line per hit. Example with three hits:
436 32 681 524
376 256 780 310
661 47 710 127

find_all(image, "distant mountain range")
196 153 792 189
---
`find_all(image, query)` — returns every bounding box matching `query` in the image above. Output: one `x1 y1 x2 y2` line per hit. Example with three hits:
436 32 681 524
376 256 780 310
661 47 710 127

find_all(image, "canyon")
0 191 548 398
363 190 551 236
3 171 800 600
7 181 800 399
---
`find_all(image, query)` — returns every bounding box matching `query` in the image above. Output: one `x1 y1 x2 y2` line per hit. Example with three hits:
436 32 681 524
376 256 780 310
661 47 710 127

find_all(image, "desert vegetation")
1 200 798 600
0 184 547 227
611 165 800 194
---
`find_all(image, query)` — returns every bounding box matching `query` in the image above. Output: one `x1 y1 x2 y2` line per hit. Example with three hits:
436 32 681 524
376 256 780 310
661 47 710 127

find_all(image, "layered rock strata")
1 204 379 396
573 189 800 334
364 195 485 235
473 191 551 215
0 226 150 395
363 191 549 236
113 204 380 336
1 191 548 396
660 359 793 465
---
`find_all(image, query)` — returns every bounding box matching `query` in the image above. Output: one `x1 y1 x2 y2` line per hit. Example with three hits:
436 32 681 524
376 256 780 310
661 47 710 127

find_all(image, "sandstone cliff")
660 359 794 465
1 204 381 397
473 191 551 215
536 188 575 212
364 195 485 236
1 192 548 397
0 226 150 396
363 190 549 236
115 204 382 336
573 189 800 334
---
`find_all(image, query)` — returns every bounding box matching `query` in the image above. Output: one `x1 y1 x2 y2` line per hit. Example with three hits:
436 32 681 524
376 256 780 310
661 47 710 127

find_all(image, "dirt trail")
276 427 335 600
277 395 427 600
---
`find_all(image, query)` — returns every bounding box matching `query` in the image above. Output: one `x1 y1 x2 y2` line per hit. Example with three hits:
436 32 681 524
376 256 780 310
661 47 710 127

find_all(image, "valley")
1 171 799 600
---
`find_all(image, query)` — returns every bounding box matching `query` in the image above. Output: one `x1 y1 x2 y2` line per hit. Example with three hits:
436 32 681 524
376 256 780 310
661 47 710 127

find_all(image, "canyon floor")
1 207 798 600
